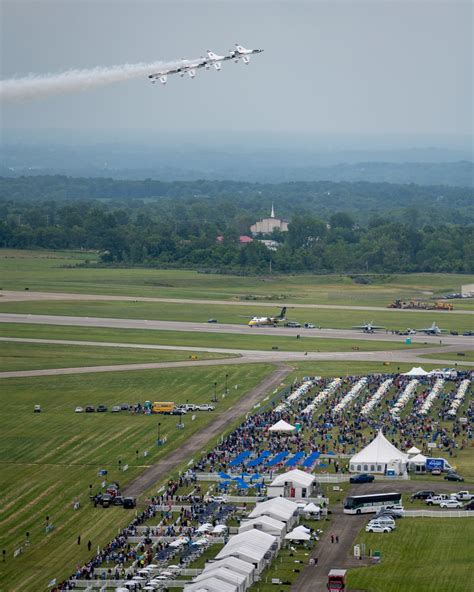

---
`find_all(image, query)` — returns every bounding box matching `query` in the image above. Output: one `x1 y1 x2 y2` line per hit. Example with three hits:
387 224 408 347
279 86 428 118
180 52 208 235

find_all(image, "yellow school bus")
152 401 175 414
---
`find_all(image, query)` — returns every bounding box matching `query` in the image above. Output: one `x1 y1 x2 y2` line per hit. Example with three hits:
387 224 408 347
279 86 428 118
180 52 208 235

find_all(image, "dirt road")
123 363 292 496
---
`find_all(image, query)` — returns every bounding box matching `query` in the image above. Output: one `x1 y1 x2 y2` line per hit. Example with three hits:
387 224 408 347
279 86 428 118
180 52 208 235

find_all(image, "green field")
1 248 473 308
0 363 273 591
0 323 435 354
1 298 472 333
0 341 231 371
348 519 474 592
421 350 474 363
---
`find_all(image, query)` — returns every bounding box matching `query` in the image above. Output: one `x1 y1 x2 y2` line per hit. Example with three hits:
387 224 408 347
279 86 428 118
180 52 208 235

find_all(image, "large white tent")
349 430 408 475
238 515 287 537
203 557 256 587
268 420 296 433
402 367 429 376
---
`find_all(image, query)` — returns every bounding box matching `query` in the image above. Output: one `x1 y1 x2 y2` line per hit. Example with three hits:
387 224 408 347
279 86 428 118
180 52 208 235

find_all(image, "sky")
0 0 473 144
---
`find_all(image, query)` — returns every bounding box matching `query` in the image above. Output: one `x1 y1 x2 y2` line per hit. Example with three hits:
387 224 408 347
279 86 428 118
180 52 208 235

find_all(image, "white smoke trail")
0 59 191 103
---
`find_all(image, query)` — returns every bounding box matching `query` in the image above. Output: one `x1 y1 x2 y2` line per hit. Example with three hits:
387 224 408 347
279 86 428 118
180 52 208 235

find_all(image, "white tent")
402 367 429 376
268 419 296 433
285 528 311 541
406 446 421 455
304 502 321 514
238 515 287 537
215 529 277 572
350 430 408 475
203 557 255 587
270 469 315 488
249 497 299 524
195 567 247 592
409 453 427 465
184 576 238 592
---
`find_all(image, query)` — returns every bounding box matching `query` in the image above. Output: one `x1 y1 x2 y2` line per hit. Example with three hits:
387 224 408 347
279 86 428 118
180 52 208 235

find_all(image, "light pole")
225 373 228 395
213 381 217 403
157 422 161 444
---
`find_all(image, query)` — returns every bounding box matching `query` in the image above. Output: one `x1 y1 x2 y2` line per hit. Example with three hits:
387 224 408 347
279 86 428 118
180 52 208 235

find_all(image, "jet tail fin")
279 307 287 319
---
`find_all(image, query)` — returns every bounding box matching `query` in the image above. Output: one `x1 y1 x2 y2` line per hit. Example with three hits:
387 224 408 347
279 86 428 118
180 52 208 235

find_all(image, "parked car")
381 505 405 517
182 403 197 411
100 494 113 508
285 321 301 328
462 331 474 336
304 323 315 329
113 496 124 506
444 473 464 482
440 499 462 509
171 407 187 415
375 509 403 520
365 524 392 533
464 500 474 511
34 405 41 413
123 497 136 509
97 405 108 412
350 473 375 484
207 319 217 323
450 331 459 336
197 404 215 411
411 490 435 501
209 495 228 503
430 468 442 476
120 404 130 411
75 406 84 413
111 405 121 413
368 517 396 529
85 405 95 413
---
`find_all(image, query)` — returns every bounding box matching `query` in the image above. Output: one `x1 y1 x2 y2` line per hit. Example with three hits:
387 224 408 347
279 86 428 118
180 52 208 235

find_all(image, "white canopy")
402 367 429 376
185 576 238 592
409 453 427 464
285 528 311 541
271 469 315 488
249 497 299 522
304 502 321 513
269 419 296 433
350 430 408 465
406 446 421 455
238 515 286 536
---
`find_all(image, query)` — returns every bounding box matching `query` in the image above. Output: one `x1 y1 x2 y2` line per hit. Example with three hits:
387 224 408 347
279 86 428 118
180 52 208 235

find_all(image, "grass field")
0 341 231 371
0 363 274 591
0 323 435 354
348 519 474 592
1 248 473 308
1 298 472 333
421 350 474 363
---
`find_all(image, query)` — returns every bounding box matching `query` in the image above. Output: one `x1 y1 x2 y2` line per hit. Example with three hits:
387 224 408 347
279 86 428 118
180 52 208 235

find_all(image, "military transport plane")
352 322 385 333
415 322 447 335
247 307 287 327
148 44 263 84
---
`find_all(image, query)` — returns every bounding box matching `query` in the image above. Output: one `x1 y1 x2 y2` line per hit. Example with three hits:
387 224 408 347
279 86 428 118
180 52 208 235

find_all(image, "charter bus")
343 492 402 514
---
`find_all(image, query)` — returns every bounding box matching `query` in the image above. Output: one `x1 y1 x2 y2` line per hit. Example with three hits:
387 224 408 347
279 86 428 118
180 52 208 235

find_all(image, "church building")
250 204 289 235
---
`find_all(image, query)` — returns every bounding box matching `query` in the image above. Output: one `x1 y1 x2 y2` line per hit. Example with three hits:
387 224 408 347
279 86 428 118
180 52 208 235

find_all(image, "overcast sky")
1 0 472 141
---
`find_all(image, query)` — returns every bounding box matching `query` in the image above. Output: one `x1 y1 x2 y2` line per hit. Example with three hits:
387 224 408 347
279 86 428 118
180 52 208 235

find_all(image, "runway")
0 312 472 346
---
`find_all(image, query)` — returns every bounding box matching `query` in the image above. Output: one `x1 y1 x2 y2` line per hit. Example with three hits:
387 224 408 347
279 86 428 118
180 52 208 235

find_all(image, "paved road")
1 289 473 315
123 364 292 496
1 312 473 347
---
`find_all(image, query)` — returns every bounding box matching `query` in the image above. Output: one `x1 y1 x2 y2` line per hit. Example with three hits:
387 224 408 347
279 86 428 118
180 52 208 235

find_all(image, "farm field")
348 519 474 592
0 322 435 353
1 248 473 308
0 341 231 371
0 363 274 591
0 298 472 333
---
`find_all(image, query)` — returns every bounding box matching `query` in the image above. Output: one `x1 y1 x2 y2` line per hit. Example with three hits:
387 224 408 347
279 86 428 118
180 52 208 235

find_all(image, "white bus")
343 492 402 515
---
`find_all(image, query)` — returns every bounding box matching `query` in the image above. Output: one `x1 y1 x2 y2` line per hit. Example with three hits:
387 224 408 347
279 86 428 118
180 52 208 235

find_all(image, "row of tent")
229 450 321 469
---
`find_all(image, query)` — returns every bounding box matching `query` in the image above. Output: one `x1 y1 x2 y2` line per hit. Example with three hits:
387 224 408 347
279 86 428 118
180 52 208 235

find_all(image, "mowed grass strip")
0 363 274 592
349 518 474 592
0 298 472 332
0 340 231 372
0 323 434 353
1 248 473 308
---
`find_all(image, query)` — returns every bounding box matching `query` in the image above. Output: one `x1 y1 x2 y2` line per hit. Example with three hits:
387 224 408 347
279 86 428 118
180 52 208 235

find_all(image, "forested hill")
1 175 473 226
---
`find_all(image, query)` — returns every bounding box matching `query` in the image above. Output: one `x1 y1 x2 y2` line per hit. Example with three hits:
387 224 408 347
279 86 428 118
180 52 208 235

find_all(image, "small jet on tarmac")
352 322 385 334
415 322 447 335
246 307 287 327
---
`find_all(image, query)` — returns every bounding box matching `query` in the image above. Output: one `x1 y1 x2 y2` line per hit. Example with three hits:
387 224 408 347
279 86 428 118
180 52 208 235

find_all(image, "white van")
367 517 395 530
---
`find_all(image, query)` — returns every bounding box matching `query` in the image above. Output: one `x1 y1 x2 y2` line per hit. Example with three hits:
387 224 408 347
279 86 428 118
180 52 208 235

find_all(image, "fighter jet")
352 322 385 334
246 307 287 327
231 43 264 64
415 322 447 335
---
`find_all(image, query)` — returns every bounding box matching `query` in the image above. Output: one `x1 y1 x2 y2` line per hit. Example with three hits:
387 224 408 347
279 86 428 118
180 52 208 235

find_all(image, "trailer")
327 569 347 591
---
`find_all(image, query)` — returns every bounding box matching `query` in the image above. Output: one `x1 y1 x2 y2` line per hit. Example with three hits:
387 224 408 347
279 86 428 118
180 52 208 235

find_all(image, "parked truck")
327 569 346 591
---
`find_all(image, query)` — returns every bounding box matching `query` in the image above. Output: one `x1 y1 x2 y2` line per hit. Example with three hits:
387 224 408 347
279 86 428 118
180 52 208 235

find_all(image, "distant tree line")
0 176 472 274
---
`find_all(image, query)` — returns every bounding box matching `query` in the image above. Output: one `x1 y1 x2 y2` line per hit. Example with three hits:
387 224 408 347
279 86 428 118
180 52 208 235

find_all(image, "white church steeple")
270 203 275 218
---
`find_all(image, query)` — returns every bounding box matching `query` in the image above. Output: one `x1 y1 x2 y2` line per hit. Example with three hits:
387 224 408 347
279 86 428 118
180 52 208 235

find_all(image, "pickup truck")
426 494 450 506
456 491 473 501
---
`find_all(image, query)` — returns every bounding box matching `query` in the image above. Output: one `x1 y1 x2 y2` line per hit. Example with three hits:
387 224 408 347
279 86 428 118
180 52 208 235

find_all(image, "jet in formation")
352 322 385 334
246 307 287 327
415 322 447 335
148 44 263 85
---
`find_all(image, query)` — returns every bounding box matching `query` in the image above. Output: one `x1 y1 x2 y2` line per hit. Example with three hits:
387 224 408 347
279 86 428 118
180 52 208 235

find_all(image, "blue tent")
302 452 320 468
219 472 232 480
266 451 288 467
229 451 251 467
285 451 305 467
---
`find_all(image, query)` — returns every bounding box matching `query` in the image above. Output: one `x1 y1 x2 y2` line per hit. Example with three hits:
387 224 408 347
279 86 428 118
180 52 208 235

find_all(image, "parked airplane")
247 307 287 327
415 322 447 335
148 44 263 84
352 322 385 333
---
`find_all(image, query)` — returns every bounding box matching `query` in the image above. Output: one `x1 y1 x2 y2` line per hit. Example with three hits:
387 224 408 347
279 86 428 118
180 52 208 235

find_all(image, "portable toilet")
405 338 412 344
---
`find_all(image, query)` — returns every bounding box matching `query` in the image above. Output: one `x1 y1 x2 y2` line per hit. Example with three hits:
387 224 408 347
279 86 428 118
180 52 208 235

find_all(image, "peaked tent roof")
409 453 428 464
407 446 421 455
269 419 296 432
271 469 315 487
402 367 429 376
238 515 286 534
350 430 408 465
285 528 311 541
